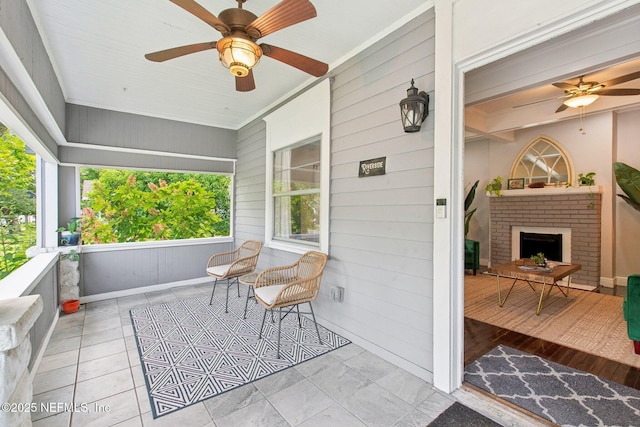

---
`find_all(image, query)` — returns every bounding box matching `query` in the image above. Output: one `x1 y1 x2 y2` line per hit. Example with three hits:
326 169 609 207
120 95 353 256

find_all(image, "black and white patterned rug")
465 345 640 426
130 293 350 418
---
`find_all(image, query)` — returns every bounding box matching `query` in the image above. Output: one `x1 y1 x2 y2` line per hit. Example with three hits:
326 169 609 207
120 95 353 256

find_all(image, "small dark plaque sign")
359 157 386 177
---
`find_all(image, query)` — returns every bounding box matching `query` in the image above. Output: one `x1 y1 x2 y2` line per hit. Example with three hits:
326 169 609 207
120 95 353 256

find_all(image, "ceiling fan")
145 0 329 92
513 70 640 112
552 71 640 112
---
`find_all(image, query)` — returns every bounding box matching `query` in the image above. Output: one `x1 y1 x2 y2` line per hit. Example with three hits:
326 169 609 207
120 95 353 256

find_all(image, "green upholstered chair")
623 274 640 354
465 239 480 275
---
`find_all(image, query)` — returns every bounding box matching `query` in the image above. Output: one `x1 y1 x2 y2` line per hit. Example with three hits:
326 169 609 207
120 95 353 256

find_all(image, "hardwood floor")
464 317 640 390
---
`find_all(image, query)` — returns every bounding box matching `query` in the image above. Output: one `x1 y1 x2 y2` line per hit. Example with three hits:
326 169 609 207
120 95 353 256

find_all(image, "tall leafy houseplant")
614 162 640 212
465 180 479 238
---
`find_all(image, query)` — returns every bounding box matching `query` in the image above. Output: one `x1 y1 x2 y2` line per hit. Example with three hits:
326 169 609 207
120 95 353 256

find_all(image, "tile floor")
31 283 461 427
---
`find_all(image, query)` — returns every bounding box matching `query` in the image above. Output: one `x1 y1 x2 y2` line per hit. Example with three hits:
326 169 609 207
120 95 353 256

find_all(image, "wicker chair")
207 240 262 312
254 250 328 358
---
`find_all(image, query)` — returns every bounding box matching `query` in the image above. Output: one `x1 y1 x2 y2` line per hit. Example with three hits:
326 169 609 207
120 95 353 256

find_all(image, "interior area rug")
130 294 350 418
427 402 501 426
465 345 640 426
465 273 640 368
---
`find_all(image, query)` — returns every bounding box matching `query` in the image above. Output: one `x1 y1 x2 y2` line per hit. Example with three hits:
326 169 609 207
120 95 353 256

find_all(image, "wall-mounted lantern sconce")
399 79 429 133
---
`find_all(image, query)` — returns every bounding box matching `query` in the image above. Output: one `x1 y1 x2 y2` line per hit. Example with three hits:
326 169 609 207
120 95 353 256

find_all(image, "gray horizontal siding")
80 241 232 296
26 265 57 370
1 0 66 135
234 119 267 251
0 67 59 156
65 104 237 159
323 8 436 372
233 11 436 376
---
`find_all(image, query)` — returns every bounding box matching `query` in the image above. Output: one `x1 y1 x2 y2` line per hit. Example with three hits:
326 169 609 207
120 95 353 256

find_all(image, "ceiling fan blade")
261 43 327 77
555 103 569 113
236 70 256 92
597 88 640 96
552 81 576 90
245 0 316 39
145 41 217 62
170 0 229 32
599 70 640 88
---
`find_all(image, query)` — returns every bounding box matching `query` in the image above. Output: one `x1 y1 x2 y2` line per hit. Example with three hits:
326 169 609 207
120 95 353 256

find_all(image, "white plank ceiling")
25 1 640 136
27 0 429 130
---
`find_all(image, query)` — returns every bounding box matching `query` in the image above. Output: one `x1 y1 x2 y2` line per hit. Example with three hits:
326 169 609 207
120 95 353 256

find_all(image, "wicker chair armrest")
227 253 260 276
270 275 322 307
254 264 298 288
207 248 240 268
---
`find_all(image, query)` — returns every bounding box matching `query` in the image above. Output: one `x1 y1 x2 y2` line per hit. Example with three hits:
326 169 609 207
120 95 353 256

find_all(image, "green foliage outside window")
80 168 230 244
0 125 36 279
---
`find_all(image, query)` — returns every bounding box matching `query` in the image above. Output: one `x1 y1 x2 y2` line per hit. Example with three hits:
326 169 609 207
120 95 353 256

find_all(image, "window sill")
266 240 325 255
80 236 233 253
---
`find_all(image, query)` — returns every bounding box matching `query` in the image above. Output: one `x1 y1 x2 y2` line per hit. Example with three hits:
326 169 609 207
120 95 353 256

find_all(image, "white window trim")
264 79 330 255
76 167 234 248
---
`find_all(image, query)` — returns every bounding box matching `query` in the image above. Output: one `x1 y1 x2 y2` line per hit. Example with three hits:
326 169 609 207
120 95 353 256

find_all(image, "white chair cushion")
255 284 306 306
206 263 233 278
254 284 285 305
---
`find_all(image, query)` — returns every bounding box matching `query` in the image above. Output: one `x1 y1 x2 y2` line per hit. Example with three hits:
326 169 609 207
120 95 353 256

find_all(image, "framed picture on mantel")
508 178 525 190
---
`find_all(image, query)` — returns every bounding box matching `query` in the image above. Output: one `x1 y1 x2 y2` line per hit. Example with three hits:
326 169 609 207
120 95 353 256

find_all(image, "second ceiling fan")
145 0 329 92
553 70 640 112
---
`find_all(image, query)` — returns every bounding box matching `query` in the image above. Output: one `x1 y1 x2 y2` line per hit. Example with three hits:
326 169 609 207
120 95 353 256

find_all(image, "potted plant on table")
530 252 546 267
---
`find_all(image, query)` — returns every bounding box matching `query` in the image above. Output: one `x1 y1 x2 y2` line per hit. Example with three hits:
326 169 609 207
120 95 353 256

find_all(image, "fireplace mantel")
488 185 602 198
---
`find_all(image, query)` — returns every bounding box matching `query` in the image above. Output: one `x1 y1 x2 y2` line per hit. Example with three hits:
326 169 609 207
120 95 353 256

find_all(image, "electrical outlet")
330 286 344 302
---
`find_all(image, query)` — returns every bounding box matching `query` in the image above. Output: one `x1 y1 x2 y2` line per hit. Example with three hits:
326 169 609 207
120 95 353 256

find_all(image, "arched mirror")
510 136 573 186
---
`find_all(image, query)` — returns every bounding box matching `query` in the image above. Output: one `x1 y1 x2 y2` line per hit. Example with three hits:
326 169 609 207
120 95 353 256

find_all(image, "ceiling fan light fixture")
217 37 262 77
563 94 599 108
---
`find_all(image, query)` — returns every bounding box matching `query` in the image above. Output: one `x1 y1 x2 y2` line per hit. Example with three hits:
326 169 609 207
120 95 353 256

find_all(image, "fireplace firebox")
520 232 562 261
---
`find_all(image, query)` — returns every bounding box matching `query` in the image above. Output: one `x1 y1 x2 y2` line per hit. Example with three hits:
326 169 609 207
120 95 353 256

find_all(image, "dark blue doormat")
130 295 350 418
465 345 640 426
427 402 501 426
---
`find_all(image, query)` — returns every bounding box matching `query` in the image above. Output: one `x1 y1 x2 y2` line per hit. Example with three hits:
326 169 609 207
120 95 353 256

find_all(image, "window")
0 125 37 278
510 136 573 185
80 168 231 245
264 79 330 254
273 139 321 246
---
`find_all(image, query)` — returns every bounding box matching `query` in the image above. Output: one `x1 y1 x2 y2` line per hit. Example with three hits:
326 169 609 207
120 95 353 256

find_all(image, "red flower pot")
62 299 80 314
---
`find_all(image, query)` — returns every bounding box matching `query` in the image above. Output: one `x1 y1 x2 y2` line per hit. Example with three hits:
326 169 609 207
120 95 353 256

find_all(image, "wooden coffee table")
489 260 582 315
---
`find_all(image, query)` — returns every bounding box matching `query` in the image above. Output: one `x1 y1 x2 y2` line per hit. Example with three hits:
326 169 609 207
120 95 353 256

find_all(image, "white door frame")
433 0 640 393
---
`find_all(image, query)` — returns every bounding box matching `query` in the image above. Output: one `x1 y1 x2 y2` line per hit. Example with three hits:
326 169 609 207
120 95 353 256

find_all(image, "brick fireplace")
489 188 602 287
